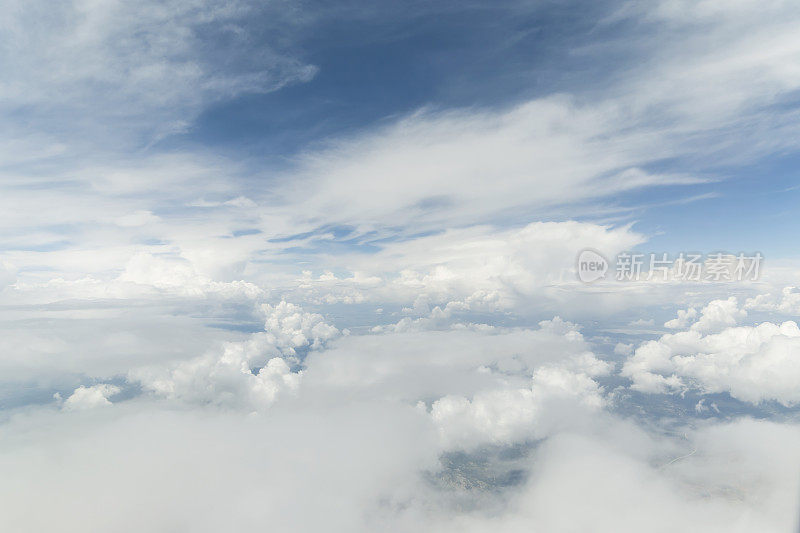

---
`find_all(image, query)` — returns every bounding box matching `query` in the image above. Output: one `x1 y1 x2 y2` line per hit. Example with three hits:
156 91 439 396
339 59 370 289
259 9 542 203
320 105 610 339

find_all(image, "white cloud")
0 403 439 532
301 317 611 405
0 402 796 532
118 252 265 299
614 342 634 356
133 348 301 410
428 366 605 449
0 261 16 290
689 297 746 333
665 307 698 329
435 419 800 533
746 286 800 315
62 384 121 411
113 210 161 228
0 0 316 144
275 96 702 232
130 301 339 409
260 301 341 356
623 296 800 405
284 221 646 316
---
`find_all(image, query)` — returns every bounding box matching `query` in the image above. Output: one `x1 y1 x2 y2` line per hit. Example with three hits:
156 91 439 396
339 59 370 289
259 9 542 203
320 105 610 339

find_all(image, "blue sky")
2 0 798 265
138 0 800 261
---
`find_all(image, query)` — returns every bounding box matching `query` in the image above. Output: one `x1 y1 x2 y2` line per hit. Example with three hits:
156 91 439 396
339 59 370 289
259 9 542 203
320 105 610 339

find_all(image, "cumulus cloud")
4 251 266 304
61 384 121 411
624 297 800 405
118 252 265 299
130 301 338 409
133 349 301 410
284 221 646 317
260 301 341 356
746 286 800 315
665 307 698 329
689 297 747 333
614 342 634 356
428 366 605 449
301 317 611 404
